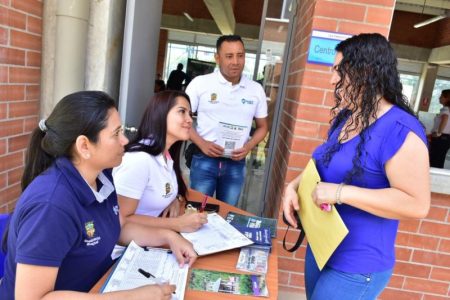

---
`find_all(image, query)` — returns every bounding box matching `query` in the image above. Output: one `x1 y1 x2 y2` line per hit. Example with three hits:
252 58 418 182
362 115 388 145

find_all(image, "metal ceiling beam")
203 0 236 35
161 14 259 39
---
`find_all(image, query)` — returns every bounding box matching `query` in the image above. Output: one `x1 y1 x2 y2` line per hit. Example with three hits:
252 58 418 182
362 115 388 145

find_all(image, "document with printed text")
181 213 253 256
102 240 188 300
216 122 248 157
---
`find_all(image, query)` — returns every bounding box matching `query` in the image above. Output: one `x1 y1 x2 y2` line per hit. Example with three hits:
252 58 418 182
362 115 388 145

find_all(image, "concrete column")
40 0 90 116
85 0 126 102
118 0 163 128
416 63 438 112
54 1 90 104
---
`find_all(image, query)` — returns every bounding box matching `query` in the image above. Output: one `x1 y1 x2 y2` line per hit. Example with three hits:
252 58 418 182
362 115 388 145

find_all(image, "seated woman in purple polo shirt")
0 91 196 300
283 33 430 299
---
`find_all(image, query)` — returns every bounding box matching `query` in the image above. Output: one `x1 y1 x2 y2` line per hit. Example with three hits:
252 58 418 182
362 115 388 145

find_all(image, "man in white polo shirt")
186 35 268 206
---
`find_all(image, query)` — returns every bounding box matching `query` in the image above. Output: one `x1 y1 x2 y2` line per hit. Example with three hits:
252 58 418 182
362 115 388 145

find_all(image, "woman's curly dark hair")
321 33 416 183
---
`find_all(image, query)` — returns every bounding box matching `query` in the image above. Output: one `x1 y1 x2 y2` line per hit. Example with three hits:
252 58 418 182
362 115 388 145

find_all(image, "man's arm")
231 117 268 161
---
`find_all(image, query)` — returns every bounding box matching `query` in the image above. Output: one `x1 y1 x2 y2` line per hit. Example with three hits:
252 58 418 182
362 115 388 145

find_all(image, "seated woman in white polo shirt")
113 90 207 232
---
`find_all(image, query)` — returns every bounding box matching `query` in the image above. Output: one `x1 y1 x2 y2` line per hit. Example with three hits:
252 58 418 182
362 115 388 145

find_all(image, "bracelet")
335 183 345 205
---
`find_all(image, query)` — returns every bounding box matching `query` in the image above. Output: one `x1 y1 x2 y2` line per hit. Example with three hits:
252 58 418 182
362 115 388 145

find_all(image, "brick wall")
0 0 42 213
380 193 450 299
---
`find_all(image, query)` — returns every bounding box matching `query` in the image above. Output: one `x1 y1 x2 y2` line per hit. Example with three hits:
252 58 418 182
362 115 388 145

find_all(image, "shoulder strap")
282 213 305 252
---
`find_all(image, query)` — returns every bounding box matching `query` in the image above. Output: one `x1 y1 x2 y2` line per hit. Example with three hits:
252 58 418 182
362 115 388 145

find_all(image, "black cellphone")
185 200 220 213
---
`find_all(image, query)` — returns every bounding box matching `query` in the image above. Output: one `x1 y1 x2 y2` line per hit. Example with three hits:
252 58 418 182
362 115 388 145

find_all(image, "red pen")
199 195 208 212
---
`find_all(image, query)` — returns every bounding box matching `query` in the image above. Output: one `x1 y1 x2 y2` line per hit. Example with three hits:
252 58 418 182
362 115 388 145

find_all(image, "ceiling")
160 0 450 61
161 0 450 39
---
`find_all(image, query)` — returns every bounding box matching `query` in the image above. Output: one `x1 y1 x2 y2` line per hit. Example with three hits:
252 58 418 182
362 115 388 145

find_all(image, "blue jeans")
305 246 392 300
189 153 245 206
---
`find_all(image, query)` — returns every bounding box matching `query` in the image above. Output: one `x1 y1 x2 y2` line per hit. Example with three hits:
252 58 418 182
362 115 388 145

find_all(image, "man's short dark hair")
216 35 244 52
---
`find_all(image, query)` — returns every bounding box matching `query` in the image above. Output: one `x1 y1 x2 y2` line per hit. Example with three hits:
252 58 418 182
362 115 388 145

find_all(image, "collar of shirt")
216 69 247 88
86 172 115 203
56 157 115 206
155 152 174 171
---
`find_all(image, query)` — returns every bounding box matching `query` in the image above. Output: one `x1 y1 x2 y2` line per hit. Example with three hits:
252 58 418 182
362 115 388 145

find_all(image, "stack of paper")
181 213 253 256
101 241 188 300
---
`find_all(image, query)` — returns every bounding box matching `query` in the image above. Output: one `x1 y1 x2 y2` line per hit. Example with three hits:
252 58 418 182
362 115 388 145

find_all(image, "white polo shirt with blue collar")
0 157 120 298
186 70 268 143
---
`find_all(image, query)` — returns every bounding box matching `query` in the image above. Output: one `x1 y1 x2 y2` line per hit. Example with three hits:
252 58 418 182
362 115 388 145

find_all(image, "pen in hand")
199 195 208 213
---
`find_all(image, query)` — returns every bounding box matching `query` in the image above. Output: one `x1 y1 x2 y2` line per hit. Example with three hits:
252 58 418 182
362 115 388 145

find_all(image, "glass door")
239 0 296 215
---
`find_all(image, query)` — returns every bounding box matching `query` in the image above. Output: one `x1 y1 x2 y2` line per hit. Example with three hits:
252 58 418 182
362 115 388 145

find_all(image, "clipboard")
297 159 349 270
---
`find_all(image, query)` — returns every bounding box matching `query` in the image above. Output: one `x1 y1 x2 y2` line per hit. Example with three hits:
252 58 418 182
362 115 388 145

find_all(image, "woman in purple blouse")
283 33 430 299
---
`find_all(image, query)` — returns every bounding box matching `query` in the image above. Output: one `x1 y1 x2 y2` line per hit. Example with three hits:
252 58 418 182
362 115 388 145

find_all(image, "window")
428 78 450 114
164 42 270 82
399 73 420 105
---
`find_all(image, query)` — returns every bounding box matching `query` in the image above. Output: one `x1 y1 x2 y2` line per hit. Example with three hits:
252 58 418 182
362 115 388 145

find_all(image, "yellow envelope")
296 159 349 270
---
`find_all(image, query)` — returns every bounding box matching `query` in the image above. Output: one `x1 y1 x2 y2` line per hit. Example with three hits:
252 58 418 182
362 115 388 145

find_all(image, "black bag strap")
282 213 305 252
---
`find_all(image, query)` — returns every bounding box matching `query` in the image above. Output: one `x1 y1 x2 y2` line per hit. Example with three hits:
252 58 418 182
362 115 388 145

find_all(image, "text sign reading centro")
307 30 352 66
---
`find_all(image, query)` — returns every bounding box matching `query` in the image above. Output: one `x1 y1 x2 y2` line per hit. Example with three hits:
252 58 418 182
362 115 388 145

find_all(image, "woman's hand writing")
176 212 208 232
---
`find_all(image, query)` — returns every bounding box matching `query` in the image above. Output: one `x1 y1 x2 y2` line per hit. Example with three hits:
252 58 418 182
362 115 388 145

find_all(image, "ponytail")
21 127 54 191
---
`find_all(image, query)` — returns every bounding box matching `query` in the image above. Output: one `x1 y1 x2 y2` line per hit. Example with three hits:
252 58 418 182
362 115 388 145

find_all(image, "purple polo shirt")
0 157 120 299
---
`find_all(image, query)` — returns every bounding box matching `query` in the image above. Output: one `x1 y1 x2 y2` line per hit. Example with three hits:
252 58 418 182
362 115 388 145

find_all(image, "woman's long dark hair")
321 33 417 183
2 91 116 252
125 90 190 198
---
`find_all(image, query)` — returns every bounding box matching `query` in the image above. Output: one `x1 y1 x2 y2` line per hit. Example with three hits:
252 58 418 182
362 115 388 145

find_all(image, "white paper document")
216 122 248 157
181 213 253 256
102 240 188 300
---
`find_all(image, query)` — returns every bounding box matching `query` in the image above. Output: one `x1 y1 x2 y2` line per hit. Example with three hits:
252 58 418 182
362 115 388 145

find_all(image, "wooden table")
90 189 278 299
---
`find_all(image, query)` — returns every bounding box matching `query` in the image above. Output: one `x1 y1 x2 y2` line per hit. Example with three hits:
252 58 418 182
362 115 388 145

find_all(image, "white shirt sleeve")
112 152 150 200
185 77 200 113
254 84 268 119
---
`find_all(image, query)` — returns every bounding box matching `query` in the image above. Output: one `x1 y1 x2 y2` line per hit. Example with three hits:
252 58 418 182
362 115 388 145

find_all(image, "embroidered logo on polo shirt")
84 220 101 246
208 93 218 104
241 98 254 105
85 221 95 238
163 182 172 198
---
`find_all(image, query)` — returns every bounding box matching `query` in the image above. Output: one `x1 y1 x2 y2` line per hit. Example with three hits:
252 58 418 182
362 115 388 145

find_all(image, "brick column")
0 0 43 212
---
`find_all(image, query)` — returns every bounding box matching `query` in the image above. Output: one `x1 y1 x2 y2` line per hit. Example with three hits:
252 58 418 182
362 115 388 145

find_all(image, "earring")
85 153 91 159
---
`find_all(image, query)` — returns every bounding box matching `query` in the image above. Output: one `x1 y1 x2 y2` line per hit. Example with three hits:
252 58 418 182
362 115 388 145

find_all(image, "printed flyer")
188 269 268 297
